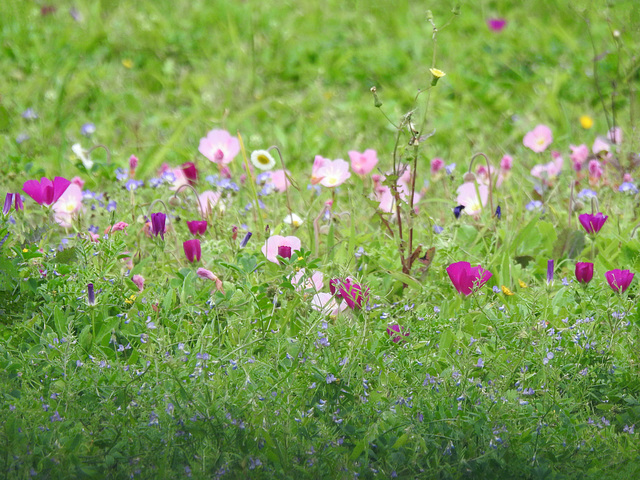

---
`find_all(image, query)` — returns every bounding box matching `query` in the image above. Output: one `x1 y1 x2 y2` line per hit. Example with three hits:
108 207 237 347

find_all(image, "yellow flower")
579 115 593 129
22 248 28 253
518 280 528 288
122 59 133 69
124 294 136 305
430 68 446 86
501 285 514 296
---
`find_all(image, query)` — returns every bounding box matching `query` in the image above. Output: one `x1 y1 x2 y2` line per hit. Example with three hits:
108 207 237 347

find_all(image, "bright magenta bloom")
262 235 301 264
187 220 208 236
578 213 608 234
386 325 409 343
605 269 634 294
183 239 201 262
22 176 71 206
329 277 369 310
487 18 506 31
446 261 492 295
575 262 594 284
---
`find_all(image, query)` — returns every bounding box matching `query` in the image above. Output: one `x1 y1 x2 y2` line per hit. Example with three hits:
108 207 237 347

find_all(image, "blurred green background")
0 0 638 183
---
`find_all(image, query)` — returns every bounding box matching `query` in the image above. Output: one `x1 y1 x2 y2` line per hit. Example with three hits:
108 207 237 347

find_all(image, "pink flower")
199 191 222 216
348 149 378 176
262 235 301 264
623 173 633 183
183 239 201 262
311 292 347 317
129 155 138 173
181 162 198 184
523 125 553 153
487 18 506 31
386 325 409 343
570 144 589 171
109 221 129 233
159 163 190 190
456 182 488 216
606 269 634 293
269 169 291 192
52 184 83 227
198 129 239 166
197 268 225 293
608 127 622 145
23 176 71 206
292 269 324 293
588 159 603 180
592 137 610 155
187 220 208 236
530 152 563 183
317 159 351 188
329 278 369 310
431 157 445 176
499 155 513 171
132 274 145 291
578 213 607 234
311 155 329 184
446 261 492 296
71 176 85 189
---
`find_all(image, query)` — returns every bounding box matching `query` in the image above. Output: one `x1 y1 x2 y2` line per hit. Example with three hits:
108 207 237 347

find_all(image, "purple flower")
547 259 554 285
187 220 207 236
150 212 166 240
240 231 252 248
453 205 465 219
575 262 594 284
183 239 202 262
578 213 608 234
446 261 492 296
326 373 337 384
81 123 96 136
87 283 95 306
605 269 634 294
487 18 506 31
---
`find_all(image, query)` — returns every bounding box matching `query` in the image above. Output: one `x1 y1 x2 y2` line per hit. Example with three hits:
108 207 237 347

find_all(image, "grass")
1 0 640 478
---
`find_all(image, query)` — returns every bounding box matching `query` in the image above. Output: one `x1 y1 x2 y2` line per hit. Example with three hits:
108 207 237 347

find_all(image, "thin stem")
173 184 205 220
87 144 112 165
237 131 264 235
467 152 494 214
268 145 293 218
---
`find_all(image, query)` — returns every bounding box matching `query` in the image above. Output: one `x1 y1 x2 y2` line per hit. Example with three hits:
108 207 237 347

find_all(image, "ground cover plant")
2 0 640 478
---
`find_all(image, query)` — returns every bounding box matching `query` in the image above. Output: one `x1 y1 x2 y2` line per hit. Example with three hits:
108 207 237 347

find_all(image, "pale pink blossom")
499 155 513 171
588 160 603 180
431 157 445 175
71 176 85 188
132 274 145 291
530 152 563 183
311 292 347 317
199 190 222 216
292 269 324 293
570 144 589 171
269 169 291 192
348 149 378 176
317 159 351 188
375 178 422 214
608 127 622 144
623 173 633 183
198 129 239 166
456 182 488 216
311 155 328 185
159 163 190 190
523 124 553 153
52 184 83 227
592 137 610 156
196 268 224 293
262 235 302 264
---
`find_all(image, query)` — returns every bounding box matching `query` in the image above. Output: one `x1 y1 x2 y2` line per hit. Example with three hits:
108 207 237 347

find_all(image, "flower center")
214 149 224 161
257 154 270 165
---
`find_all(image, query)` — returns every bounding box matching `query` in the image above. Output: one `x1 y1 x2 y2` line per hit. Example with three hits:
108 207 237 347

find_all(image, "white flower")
284 213 304 227
72 143 93 170
250 149 276 171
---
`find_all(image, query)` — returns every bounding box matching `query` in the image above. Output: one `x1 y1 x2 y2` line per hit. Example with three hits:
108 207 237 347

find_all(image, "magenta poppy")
575 262 594 284
22 177 71 206
605 269 634 294
330 278 369 310
183 239 201 262
578 213 608 234
187 220 207 236
181 162 198 184
446 261 492 295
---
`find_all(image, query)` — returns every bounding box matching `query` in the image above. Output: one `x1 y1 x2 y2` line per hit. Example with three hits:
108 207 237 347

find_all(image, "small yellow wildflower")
22 248 28 253
124 294 136 305
501 285 514 296
430 68 446 86
518 280 528 288
122 59 133 69
579 115 593 129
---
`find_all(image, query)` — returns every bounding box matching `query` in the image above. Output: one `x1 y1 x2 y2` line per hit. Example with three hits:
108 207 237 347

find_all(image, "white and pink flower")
198 129 239 166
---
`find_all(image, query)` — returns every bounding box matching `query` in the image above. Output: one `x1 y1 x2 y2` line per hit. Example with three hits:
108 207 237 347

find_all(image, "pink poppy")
198 129 239 166
523 125 553 153
570 144 589 171
605 269 634 294
446 261 492 296
23 176 71 206
262 235 301 264
199 191 222 216
52 184 83 227
456 182 488 216
592 137 610 156
292 269 324 293
530 152 563 183
348 149 378 176
269 169 291 192
311 292 347 317
317 159 351 188
311 155 329 184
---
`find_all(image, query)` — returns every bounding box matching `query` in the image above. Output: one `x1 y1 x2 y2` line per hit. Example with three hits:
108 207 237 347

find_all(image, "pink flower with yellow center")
317 159 351 188
523 124 553 153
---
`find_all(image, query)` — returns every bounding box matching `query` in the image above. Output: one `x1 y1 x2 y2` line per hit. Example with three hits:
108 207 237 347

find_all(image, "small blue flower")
445 163 456 175
433 225 444 234
22 108 38 120
619 182 638 194
577 189 598 199
81 122 96 137
106 200 117 212
526 200 543 211
326 373 337 384
125 179 144 191
115 168 128 181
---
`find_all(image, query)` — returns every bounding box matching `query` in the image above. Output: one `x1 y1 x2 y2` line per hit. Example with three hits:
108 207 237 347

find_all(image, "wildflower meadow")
2 1 640 478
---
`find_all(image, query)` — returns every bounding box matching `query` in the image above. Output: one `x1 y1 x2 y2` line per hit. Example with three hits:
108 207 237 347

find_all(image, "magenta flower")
183 239 201 262
262 235 301 264
187 220 208 236
487 18 506 31
386 325 409 343
606 269 634 294
198 129 239 166
197 268 224 293
329 277 369 310
181 162 198 184
578 213 608 234
3 193 23 215
132 274 145 291
431 157 445 176
499 155 513 171
575 262 594 284
588 160 603 180
446 261 492 295
348 149 378 177
523 125 553 153
22 176 71 206
150 212 167 240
